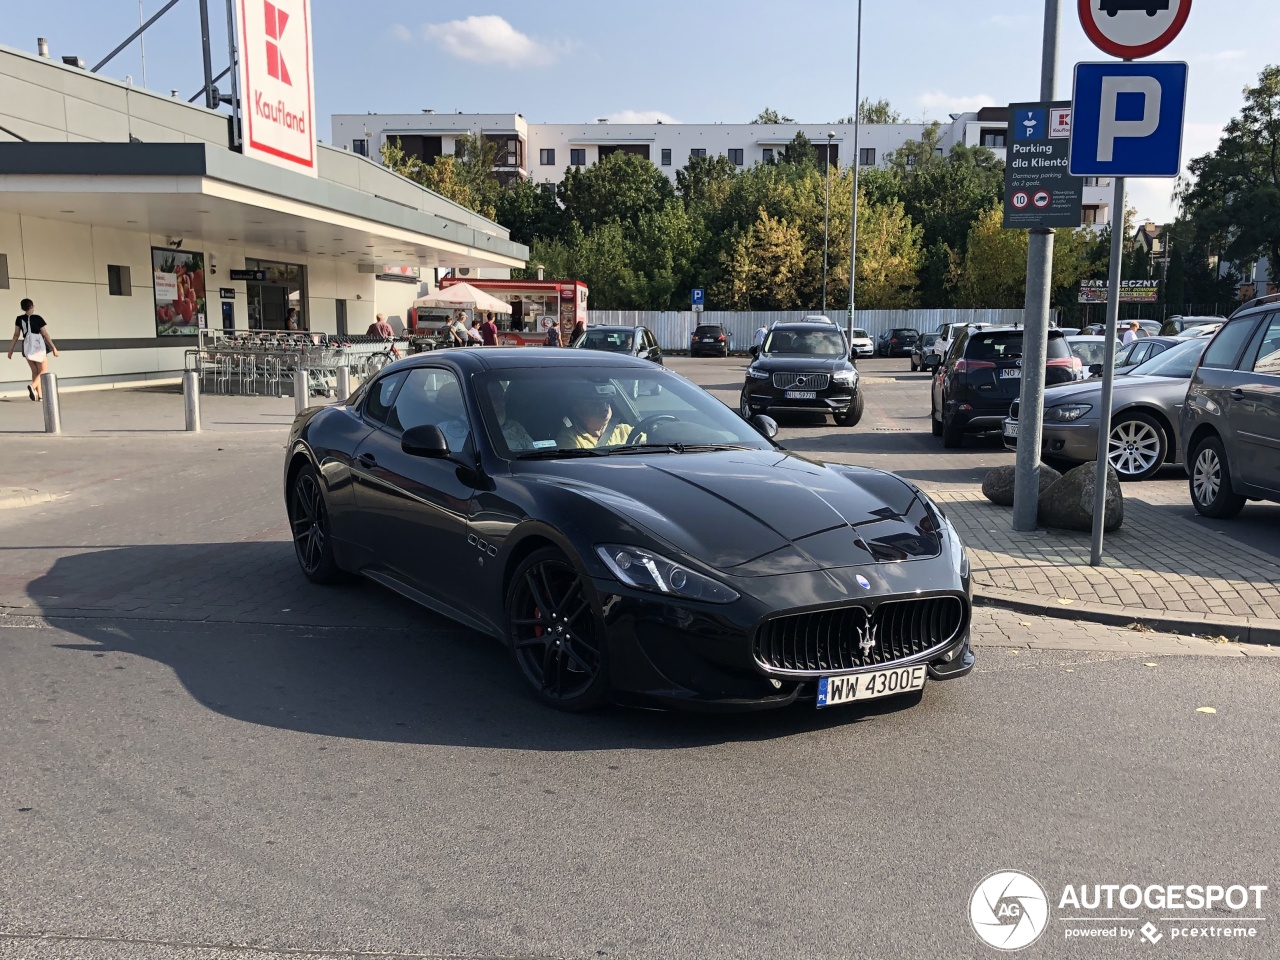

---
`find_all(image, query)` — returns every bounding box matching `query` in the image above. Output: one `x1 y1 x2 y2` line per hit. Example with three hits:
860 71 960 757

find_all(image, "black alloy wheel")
910 357 919 372
931 394 943 437
506 547 608 711
833 392 864 427
739 389 756 421
1188 435 1247 519
290 464 343 584
941 410 964 448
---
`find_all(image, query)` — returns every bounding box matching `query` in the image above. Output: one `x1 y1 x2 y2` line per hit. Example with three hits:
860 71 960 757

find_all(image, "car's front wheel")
289 463 343 584
910 358 919 372
833 392 864 427
1107 412 1166 481
506 547 609 711
1189 435 1247 519
739 390 756 421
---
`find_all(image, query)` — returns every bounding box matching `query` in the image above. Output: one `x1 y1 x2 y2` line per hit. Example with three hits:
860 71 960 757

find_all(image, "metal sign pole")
1011 0 1061 531
198 0 216 108
845 0 863 343
1090 175 1126 565
225 0 242 145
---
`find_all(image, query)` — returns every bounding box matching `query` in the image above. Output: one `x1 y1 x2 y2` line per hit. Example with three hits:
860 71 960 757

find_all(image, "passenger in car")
433 380 472 450
487 380 535 451
557 394 632 448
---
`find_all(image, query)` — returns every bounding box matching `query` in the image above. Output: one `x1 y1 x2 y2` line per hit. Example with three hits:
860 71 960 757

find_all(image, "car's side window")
363 371 408 426
383 368 472 448
1201 317 1260 369
1244 312 1280 375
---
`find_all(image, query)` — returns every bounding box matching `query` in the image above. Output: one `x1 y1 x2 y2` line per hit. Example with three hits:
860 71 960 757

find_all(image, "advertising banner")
1078 280 1159 304
152 248 207 335
1003 100 1084 229
237 0 317 176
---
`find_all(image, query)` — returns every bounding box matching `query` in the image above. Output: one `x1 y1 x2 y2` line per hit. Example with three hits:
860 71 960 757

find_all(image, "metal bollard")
293 366 308 415
40 372 61 434
335 365 351 402
182 370 202 432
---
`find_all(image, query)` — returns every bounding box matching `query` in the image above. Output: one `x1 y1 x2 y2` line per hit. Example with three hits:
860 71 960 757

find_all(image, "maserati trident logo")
857 620 878 656
264 0 293 85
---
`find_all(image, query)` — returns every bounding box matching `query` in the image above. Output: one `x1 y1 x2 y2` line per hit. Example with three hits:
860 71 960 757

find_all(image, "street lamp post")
846 0 864 343
823 130 836 313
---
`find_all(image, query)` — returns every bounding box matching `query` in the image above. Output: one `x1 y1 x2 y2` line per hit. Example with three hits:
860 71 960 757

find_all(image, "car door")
350 366 481 611
643 328 664 364
1231 312 1280 493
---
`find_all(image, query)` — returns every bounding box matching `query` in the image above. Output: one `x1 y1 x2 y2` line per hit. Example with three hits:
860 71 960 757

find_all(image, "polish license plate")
701 337 716 341
785 390 818 400
816 665 927 707
1004 421 1019 438
1000 368 1022 379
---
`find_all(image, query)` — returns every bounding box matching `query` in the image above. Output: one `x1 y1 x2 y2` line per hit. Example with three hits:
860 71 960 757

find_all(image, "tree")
858 98 902 124
847 195 923 309
778 131 817 168
1163 241 1186 313
557 151 675 233
751 107 795 124
956 206 1028 308
495 178 564 246
380 133 500 220
1180 65 1280 285
714 208 807 309
885 123 945 176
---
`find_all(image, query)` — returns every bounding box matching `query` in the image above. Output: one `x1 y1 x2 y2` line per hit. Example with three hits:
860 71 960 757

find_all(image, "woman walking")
8 298 59 401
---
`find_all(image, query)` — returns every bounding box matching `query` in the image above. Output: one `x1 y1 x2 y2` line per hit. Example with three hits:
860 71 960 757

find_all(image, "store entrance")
246 259 308 331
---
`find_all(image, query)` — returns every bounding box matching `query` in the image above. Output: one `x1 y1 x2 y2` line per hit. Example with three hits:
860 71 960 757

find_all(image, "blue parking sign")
1014 107 1047 141
691 288 705 307
1069 62 1188 178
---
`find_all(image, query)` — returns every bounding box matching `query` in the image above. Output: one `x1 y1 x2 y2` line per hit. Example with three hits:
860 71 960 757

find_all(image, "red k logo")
264 0 291 85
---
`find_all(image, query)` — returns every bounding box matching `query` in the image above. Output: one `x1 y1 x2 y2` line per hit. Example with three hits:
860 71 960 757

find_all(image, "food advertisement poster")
152 248 207 335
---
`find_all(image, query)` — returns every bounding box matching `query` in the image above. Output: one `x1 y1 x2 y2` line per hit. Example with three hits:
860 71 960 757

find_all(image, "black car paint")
574 325 664 364
740 324 860 421
286 349 972 710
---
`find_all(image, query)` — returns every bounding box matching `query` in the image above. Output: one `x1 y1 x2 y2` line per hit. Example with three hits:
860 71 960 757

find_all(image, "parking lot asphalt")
2 361 1279 960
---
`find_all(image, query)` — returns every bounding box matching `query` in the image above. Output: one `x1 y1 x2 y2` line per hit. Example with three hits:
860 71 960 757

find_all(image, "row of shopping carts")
190 331 409 397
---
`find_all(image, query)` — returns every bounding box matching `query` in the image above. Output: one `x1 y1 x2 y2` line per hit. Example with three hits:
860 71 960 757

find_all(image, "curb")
0 489 59 511
975 587 1280 647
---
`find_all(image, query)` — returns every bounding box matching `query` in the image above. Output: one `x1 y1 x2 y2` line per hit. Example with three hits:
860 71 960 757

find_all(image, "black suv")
931 326 1080 447
878 327 920 357
740 322 863 427
690 323 731 357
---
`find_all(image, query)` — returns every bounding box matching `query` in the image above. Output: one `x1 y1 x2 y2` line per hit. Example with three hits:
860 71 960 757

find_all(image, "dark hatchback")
690 323 731 357
931 326 1080 447
741 322 864 426
878 328 920 357
574 325 663 364
283 349 973 712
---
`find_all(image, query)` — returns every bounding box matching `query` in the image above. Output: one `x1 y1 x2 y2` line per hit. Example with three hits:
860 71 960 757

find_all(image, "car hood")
751 356 852 371
523 451 943 576
1044 374 1189 409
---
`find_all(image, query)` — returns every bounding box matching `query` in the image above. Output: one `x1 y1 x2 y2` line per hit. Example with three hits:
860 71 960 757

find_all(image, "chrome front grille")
771 372 831 390
1009 399 1020 421
753 596 967 675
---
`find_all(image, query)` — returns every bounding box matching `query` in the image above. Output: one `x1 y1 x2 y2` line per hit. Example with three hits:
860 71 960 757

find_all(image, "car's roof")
769 322 846 333
393 347 655 373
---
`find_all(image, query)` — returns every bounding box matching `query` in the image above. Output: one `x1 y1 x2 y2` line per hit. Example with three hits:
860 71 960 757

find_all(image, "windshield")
1069 339 1110 367
579 329 635 352
474 366 771 459
851 329 869 339
1128 337 1208 378
763 329 848 356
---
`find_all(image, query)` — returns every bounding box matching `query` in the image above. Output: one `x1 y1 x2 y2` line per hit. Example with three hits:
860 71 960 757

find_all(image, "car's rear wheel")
910 358 919 372
931 394 943 437
1189 435 1247 519
833 392 864 427
1107 412 1166 481
506 547 609 711
941 411 964 448
289 463 343 584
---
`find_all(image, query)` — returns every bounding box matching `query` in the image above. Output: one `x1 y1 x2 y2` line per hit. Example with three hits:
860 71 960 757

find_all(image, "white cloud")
420 16 567 69
604 110 681 125
1194 49 1247 63
917 91 994 116
987 14 1035 27
390 23 412 43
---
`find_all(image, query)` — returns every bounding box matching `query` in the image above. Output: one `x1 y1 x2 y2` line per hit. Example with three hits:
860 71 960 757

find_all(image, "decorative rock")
1037 462 1124 532
981 463 1062 507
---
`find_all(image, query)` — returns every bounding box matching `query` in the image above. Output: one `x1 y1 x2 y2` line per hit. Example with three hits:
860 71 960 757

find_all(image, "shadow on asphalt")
1136 500 1280 562
781 433 1007 456
30 544 926 750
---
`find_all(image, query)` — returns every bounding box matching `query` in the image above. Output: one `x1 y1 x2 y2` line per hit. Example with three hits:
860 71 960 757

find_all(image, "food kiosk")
414 278 589 346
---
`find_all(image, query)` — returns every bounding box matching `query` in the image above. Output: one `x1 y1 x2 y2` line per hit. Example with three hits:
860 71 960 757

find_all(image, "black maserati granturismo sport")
284 348 974 712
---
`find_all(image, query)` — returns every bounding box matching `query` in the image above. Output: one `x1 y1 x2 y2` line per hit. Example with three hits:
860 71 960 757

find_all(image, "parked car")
742 321 863 426
1109 335 1181 374
689 323 731 357
877 327 920 357
1082 319 1162 338
1003 336 1211 481
574 325 663 364
1180 303 1280 517
932 322 976 368
911 333 941 372
1066 335 1116 377
848 327 874 358
1160 314 1225 336
931 326 1080 448
800 314 838 325
284 349 973 710
1176 322 1224 339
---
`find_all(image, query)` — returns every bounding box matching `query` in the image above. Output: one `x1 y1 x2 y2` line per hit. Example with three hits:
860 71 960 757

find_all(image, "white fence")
589 309 1048 352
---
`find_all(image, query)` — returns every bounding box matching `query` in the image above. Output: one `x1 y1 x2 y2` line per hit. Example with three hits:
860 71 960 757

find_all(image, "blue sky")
5 1 1277 223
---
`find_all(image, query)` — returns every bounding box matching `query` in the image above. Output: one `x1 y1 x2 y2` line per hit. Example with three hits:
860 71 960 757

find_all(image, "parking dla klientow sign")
1078 0 1192 59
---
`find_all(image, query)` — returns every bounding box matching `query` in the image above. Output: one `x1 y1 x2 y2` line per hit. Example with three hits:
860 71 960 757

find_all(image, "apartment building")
332 107 1112 227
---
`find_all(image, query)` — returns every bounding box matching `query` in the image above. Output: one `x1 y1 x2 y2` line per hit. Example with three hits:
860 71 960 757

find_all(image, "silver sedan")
1002 337 1210 481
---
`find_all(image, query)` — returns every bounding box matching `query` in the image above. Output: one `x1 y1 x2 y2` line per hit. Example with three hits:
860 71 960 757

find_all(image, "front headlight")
596 545 739 604
832 370 857 385
746 366 770 380
1046 403 1092 422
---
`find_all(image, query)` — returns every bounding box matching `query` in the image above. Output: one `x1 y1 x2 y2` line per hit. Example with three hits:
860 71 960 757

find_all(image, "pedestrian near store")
570 319 585 345
1123 320 1140 346
367 313 395 338
8 298 59 402
544 323 561 347
754 324 768 347
286 307 300 331
481 312 499 346
467 319 484 344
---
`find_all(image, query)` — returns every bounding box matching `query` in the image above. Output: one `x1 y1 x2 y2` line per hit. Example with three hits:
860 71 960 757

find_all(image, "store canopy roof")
414 282 512 313
0 143 528 271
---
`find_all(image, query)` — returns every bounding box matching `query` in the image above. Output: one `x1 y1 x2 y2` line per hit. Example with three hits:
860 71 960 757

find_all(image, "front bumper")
1002 417 1100 462
743 386 857 415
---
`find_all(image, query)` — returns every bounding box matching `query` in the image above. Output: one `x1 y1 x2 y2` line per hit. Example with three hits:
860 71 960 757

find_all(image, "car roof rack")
1229 292 1280 317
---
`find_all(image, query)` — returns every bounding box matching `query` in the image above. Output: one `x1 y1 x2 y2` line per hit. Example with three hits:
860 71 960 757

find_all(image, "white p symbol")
1097 75 1161 162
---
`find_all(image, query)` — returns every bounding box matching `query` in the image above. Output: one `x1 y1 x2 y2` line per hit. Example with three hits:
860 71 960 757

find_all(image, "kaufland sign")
237 0 317 176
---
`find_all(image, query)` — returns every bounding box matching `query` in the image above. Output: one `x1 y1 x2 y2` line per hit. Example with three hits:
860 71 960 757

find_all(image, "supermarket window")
107 264 132 297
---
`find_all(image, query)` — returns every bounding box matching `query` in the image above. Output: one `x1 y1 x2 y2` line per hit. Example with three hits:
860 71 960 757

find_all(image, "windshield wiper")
607 442 752 455
515 447 609 460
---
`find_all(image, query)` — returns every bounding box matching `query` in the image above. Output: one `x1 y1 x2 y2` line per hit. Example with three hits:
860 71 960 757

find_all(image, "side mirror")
401 424 450 458
752 414 779 440
749 345 759 359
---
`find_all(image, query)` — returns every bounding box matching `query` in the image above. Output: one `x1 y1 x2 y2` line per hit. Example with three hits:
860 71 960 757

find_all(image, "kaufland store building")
0 6 526 396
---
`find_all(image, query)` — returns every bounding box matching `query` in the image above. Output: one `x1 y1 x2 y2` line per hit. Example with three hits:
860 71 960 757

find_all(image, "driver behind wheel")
557 393 633 449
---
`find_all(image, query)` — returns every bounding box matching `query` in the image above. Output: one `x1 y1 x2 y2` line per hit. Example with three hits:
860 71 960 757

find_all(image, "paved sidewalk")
929 485 1280 645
